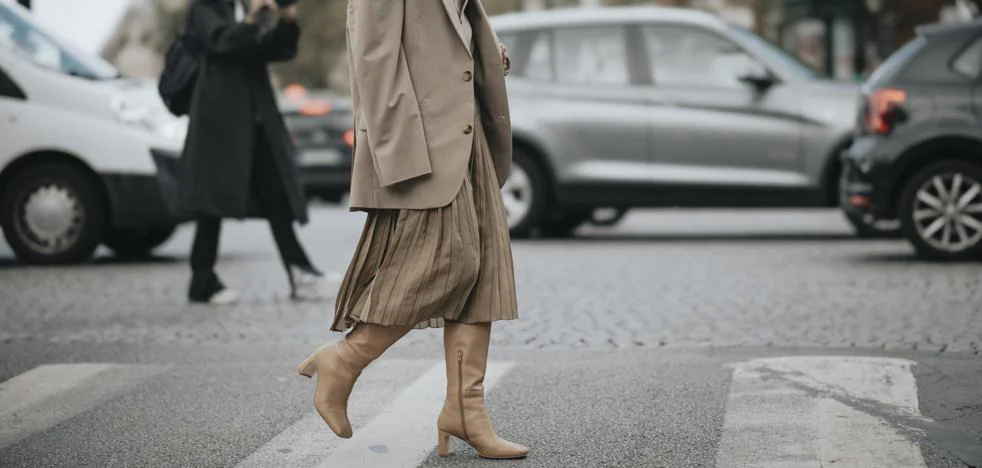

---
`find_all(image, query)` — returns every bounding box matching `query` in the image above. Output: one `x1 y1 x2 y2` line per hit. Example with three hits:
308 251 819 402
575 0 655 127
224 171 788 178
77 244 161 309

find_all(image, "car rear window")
864 37 925 91
952 35 982 79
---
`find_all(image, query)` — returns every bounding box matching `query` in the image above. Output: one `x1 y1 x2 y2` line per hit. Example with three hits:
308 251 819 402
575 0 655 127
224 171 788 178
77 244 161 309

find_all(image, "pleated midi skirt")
330 115 518 331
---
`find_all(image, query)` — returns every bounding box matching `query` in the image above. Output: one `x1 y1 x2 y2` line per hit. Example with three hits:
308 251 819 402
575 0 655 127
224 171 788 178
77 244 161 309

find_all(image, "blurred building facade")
93 0 978 90
777 0 979 80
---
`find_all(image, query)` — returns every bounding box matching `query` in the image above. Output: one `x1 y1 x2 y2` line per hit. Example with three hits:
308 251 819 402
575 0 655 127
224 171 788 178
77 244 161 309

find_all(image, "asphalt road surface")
1 207 980 468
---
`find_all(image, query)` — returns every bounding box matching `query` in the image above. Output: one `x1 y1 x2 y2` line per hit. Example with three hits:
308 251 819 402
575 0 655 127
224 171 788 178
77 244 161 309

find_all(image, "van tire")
1 163 107 265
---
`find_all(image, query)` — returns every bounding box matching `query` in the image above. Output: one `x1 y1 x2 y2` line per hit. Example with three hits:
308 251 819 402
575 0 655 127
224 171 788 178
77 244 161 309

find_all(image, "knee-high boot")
298 323 411 438
437 322 529 459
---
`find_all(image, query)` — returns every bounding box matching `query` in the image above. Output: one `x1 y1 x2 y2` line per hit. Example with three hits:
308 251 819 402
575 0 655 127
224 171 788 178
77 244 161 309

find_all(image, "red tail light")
343 129 355 147
299 99 331 117
865 88 907 135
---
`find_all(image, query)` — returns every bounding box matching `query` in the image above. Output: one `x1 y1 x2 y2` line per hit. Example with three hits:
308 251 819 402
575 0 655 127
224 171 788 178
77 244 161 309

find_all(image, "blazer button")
463 124 474 134
463 71 473 82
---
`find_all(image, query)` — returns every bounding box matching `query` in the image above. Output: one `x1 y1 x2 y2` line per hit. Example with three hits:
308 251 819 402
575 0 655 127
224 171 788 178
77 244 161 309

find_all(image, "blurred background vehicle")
278 87 354 205
493 6 871 238
842 18 982 261
0 0 186 264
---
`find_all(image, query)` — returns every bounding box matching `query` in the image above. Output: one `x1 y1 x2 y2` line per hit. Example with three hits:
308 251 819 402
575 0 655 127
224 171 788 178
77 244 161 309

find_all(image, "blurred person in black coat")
178 0 322 305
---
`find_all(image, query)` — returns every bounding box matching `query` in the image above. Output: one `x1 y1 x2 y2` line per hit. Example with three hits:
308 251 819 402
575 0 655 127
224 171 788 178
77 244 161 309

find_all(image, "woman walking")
179 0 323 304
297 0 528 459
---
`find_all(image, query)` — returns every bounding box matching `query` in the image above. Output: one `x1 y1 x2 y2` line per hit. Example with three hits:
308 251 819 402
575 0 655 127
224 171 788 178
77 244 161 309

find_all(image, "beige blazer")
345 0 511 210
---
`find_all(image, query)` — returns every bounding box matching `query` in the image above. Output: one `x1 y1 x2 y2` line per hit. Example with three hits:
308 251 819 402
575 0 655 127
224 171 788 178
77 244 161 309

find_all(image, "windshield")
727 25 820 80
0 2 120 80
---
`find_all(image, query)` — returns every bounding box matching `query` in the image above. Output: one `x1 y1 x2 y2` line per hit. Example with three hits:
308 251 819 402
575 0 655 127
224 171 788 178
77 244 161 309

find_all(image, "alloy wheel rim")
500 165 533 229
912 172 982 252
15 183 84 255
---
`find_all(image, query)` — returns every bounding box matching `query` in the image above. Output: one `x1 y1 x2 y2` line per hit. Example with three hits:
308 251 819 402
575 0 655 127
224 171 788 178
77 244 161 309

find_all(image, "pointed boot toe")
298 343 357 438
437 322 530 460
297 324 412 439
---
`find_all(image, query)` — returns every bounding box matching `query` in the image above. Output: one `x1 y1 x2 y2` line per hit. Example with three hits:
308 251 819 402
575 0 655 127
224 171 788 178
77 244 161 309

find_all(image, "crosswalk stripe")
240 359 514 468
0 363 165 450
716 356 925 468
235 359 436 468
317 361 513 468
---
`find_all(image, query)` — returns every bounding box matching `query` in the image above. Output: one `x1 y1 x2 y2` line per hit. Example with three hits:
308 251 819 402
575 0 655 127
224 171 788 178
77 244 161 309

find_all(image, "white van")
0 0 187 264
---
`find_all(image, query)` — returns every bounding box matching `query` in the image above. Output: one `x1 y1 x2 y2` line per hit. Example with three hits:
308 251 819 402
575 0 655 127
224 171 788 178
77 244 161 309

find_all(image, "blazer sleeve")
188 3 261 57
349 0 431 187
258 20 300 63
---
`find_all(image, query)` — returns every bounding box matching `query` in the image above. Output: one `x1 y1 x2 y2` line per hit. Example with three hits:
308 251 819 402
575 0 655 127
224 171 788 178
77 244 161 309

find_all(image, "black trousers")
190 127 313 285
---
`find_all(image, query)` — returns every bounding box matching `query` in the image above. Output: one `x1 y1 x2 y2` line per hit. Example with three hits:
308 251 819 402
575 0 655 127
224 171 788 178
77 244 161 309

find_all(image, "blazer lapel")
440 0 473 57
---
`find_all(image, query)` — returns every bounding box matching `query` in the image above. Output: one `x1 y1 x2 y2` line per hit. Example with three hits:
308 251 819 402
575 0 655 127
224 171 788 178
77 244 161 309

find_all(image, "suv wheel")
502 149 547 239
1 163 106 265
899 160 982 260
539 210 590 238
103 226 177 258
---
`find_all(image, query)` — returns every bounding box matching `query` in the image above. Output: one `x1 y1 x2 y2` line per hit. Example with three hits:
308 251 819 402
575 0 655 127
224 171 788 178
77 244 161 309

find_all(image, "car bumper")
840 136 896 223
295 146 351 199
101 149 187 230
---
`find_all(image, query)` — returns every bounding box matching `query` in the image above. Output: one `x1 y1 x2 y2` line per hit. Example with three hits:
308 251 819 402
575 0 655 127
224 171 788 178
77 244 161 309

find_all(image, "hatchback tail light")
864 88 907 135
343 129 355 147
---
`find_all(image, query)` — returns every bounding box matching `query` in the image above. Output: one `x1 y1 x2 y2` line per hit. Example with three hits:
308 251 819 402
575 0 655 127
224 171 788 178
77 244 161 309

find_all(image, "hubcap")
15 183 84 255
912 173 982 253
500 164 534 229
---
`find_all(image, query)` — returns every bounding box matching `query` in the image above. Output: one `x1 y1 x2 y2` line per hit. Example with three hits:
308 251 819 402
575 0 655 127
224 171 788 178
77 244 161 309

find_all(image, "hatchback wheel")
899 160 982 260
502 150 547 239
1 163 106 264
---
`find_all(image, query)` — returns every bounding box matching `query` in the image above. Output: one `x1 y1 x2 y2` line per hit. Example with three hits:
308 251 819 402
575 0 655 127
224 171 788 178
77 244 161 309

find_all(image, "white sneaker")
291 267 325 302
208 288 240 306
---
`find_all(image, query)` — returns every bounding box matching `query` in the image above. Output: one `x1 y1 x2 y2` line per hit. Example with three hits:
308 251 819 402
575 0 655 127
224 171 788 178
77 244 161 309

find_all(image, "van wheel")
104 226 177 258
899 160 982 261
1 163 107 265
502 149 547 239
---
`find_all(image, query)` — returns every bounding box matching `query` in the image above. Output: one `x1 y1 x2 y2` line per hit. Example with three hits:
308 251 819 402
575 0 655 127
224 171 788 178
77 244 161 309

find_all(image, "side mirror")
737 60 775 91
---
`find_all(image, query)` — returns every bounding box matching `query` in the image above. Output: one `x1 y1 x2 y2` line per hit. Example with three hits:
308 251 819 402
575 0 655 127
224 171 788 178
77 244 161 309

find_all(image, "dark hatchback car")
279 91 355 203
842 19 982 260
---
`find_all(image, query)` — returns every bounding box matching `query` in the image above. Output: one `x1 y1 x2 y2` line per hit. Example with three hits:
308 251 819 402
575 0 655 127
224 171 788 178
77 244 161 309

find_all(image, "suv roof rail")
915 17 982 37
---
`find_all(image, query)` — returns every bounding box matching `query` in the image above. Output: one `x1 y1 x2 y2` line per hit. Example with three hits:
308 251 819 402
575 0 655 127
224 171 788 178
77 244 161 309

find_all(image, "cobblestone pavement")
2 207 980 354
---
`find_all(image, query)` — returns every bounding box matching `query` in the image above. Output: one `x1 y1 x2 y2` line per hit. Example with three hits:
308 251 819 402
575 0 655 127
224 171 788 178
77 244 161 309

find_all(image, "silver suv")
494 6 863 237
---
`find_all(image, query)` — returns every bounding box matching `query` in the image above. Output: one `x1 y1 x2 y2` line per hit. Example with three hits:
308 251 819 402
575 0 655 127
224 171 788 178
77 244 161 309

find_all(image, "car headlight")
109 93 187 141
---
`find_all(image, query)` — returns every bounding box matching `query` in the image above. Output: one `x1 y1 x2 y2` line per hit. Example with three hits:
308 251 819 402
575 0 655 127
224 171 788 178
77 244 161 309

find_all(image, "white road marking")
0 363 164 449
235 359 435 468
317 361 513 468
242 358 514 468
716 356 925 468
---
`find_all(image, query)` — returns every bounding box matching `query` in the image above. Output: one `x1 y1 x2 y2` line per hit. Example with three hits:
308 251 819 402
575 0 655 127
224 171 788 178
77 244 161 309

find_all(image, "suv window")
553 27 630 86
643 25 759 89
524 31 552 82
952 35 982 79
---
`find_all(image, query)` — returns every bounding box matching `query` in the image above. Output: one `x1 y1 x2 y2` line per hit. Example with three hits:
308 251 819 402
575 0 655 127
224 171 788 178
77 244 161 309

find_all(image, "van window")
0 66 25 99
0 3 119 80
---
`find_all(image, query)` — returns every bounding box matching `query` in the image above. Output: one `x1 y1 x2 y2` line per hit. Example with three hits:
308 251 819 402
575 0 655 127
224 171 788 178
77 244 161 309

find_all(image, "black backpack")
159 21 202 117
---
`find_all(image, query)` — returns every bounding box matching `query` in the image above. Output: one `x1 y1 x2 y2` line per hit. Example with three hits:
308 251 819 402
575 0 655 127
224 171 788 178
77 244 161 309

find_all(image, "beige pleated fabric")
331 114 518 331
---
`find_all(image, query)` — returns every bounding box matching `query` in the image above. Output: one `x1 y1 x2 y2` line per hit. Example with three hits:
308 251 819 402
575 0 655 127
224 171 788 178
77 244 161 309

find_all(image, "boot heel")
437 430 452 457
297 353 317 378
